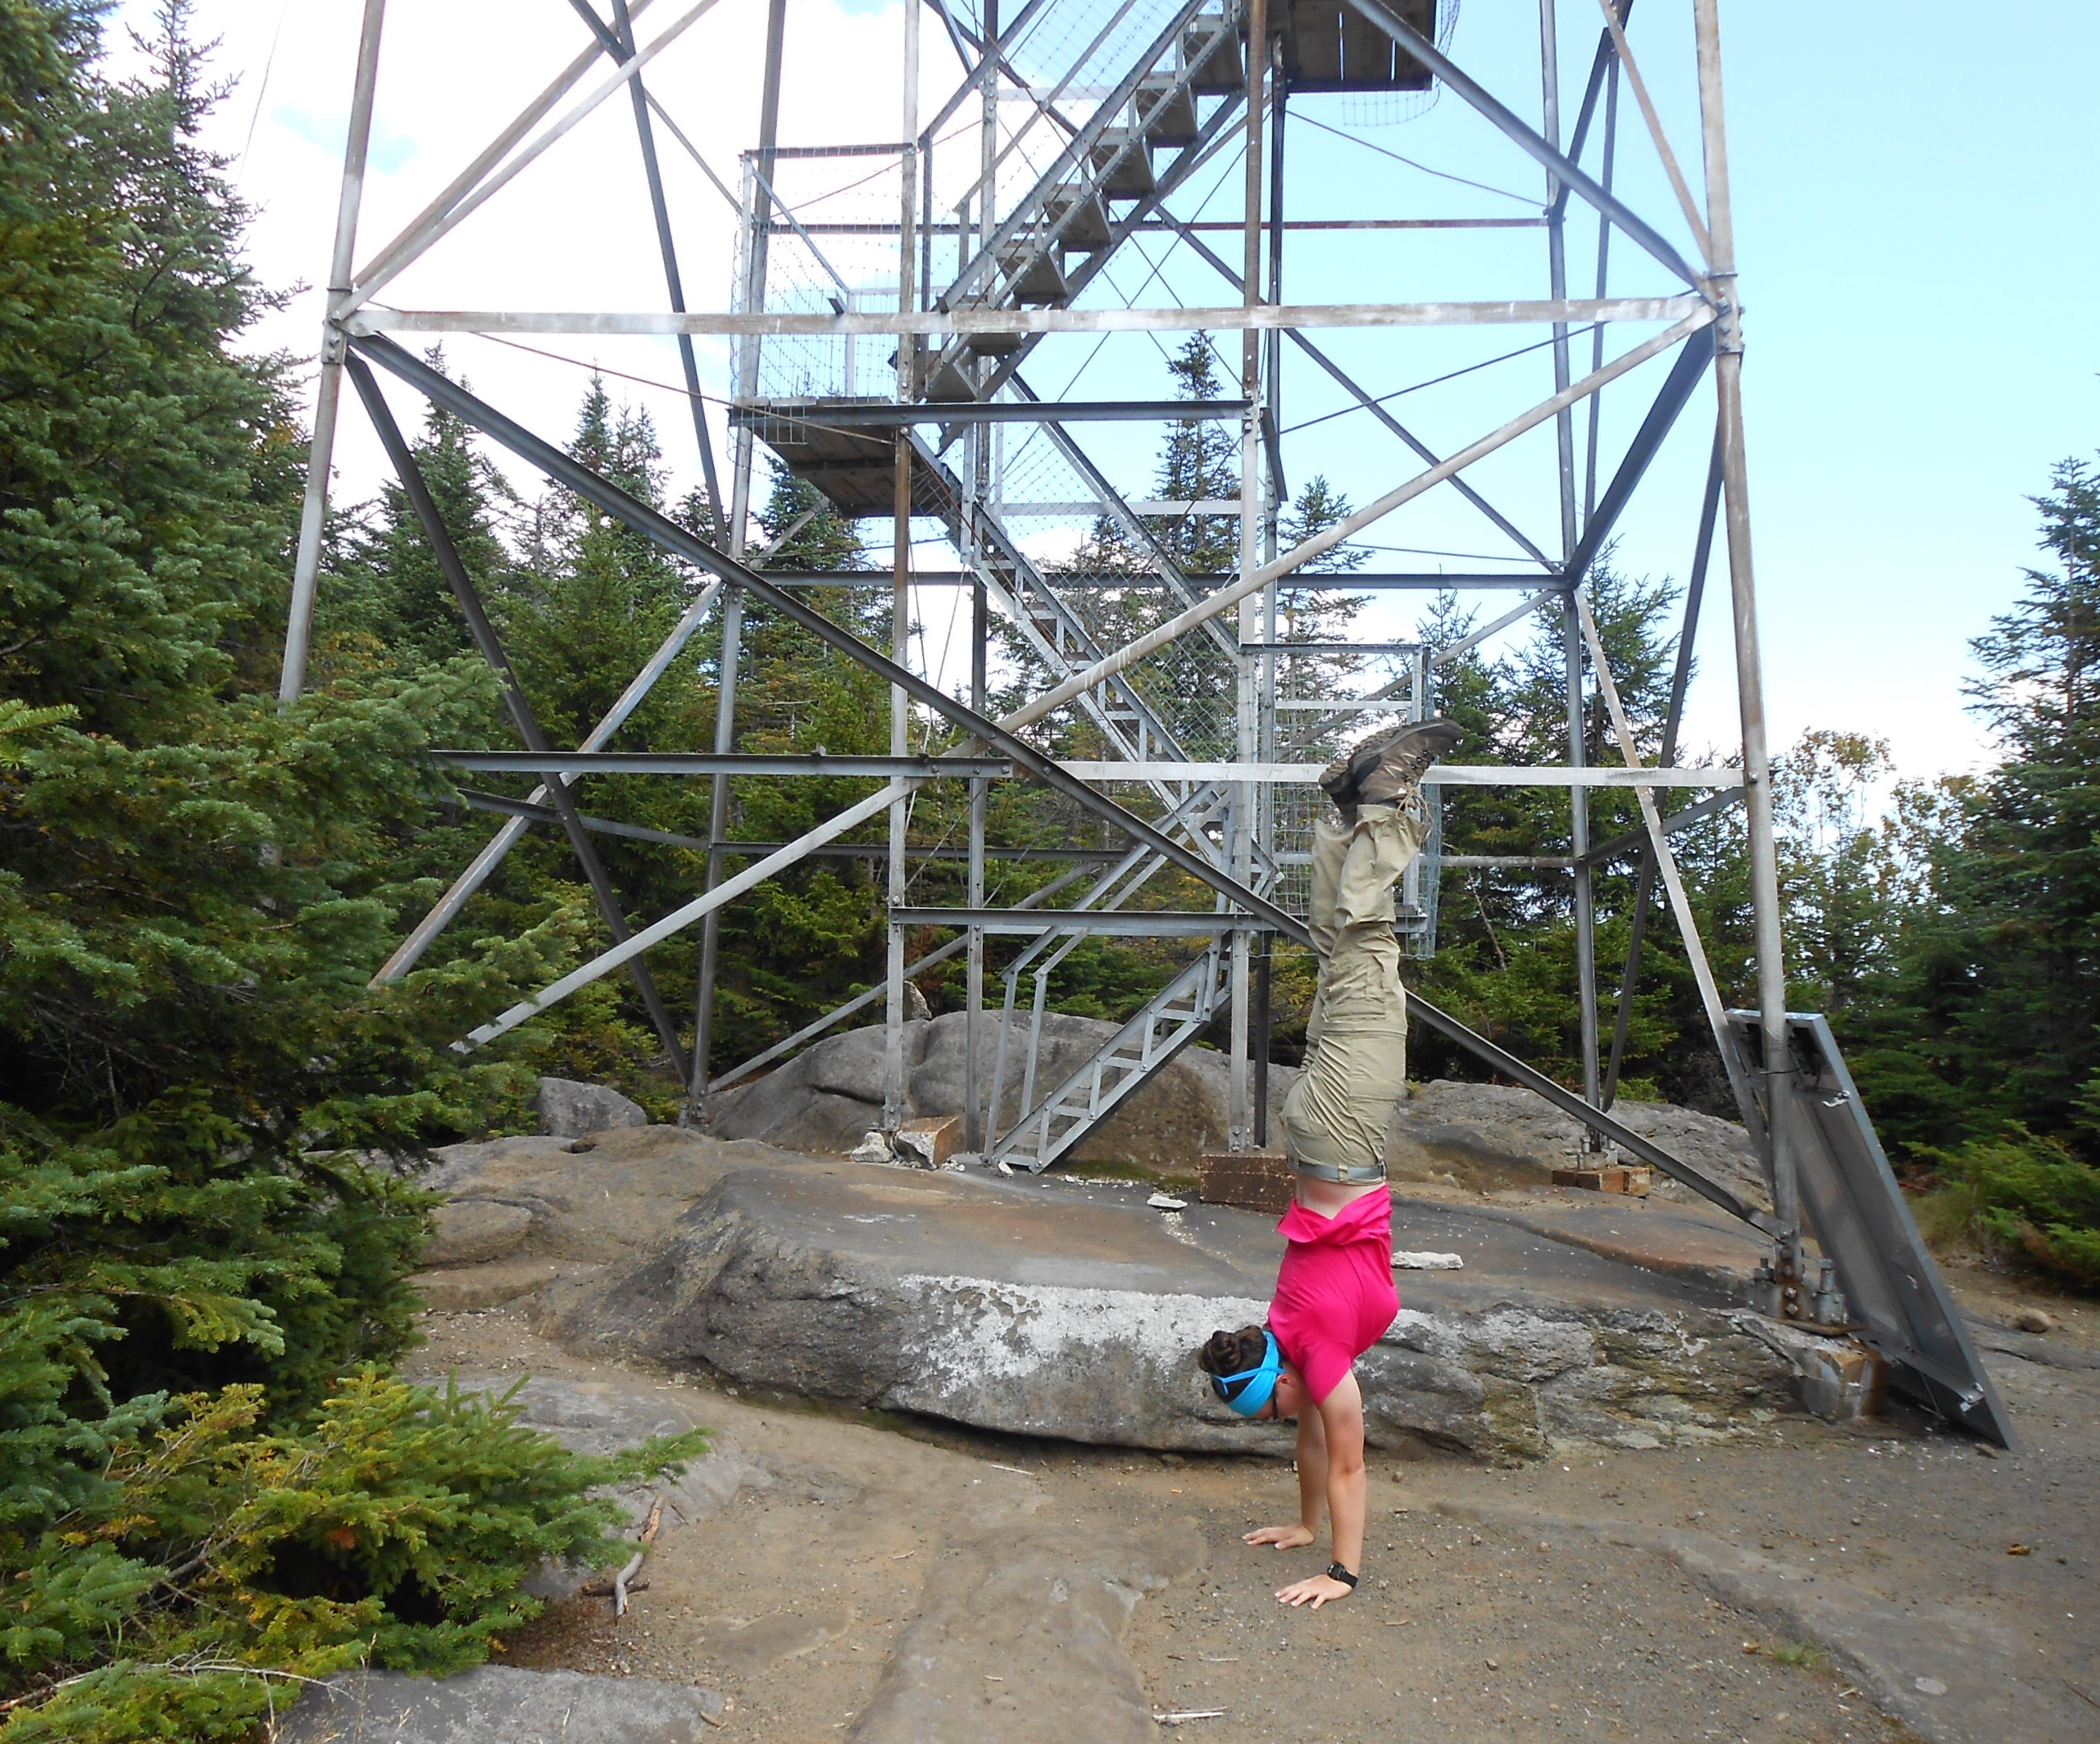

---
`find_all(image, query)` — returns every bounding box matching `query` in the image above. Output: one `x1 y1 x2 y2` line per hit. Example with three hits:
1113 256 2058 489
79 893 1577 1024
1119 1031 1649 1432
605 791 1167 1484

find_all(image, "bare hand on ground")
1275 1573 1353 1609
1243 1523 1316 1551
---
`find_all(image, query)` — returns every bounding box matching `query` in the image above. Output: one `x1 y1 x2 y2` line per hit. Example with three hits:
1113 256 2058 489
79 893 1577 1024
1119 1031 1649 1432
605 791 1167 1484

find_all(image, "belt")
1292 1159 1389 1185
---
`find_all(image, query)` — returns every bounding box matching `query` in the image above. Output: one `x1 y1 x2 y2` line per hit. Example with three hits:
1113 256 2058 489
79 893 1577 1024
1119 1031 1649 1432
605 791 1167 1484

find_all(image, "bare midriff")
1293 1174 1388 1218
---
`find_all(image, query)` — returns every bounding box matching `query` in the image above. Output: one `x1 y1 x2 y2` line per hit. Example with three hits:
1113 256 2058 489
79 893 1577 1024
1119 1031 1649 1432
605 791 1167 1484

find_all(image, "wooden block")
1199 1151 1294 1215
896 1115 962 1169
1552 1164 1653 1197
1796 1335 1889 1424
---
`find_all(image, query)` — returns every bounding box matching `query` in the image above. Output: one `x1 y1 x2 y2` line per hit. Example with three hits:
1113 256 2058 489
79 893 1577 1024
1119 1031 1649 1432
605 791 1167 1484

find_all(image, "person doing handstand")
1197 715 1461 1610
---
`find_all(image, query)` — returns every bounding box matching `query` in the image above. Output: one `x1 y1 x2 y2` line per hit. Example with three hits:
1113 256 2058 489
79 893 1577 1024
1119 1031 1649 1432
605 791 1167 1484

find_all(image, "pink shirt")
1267 1188 1399 1405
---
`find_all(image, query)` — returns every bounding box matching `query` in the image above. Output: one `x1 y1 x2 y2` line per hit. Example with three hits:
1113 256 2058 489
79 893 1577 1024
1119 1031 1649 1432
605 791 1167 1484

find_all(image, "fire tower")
278 0 2013 1445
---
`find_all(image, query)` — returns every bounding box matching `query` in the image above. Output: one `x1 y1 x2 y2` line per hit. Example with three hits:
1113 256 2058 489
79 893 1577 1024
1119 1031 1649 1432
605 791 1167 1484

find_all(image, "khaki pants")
1277 803 1427 1174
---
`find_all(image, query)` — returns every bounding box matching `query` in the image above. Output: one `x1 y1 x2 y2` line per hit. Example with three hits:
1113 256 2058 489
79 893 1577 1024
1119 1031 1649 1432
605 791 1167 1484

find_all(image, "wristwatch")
1325 1562 1358 1588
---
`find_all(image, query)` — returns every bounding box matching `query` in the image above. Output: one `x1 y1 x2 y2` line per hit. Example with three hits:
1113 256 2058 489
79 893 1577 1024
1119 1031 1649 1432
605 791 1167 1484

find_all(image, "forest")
2 2 2097 1737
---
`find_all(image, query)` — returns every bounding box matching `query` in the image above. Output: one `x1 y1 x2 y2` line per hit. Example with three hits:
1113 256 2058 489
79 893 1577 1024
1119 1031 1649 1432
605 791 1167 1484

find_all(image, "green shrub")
0 1371 706 1742
1916 1127 2100 1289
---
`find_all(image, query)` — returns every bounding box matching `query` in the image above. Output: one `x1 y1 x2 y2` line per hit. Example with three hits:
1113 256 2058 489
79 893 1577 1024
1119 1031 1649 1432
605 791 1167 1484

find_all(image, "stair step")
995 239 1070 306
920 349 979 403
964 328 1025 357
1184 16 1243 93
1043 185 1112 251
1088 130 1157 200
991 947 1231 1172
1137 75 1200 146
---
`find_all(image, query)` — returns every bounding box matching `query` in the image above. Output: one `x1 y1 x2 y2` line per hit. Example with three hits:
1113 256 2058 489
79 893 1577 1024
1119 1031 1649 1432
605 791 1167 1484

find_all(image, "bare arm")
1275 1373 1366 1608
1319 1372 1367 1572
1295 1397 1328 1533
1244 1406 1325 1551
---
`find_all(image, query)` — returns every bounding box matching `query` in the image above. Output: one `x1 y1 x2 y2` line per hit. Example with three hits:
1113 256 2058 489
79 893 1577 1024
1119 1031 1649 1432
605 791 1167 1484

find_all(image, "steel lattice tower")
276 0 2013 1445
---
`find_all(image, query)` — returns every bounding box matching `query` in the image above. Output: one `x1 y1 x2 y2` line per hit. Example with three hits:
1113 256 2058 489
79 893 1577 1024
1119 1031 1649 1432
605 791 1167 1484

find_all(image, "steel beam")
689 0 784 1123
435 751 1012 779
339 0 725 316
1054 763 1736 788
884 0 922 1136
348 0 666 303
1695 0 1793 1242
1011 313 1715 732
1593 0 1713 266
458 788 711 850
1602 436 1723 1110
1430 588 1563 667
457 792 1118 863
1567 324 1717 580
280 0 385 706
1580 788 1740 870
343 338 1308 967
1578 588 1757 1129
608 0 725 523
735 399 1253 426
375 581 722 983
1556 2 1630 222
893 909 1271 938
756 571 1563 589
1137 221 1556 568
345 297 1707 339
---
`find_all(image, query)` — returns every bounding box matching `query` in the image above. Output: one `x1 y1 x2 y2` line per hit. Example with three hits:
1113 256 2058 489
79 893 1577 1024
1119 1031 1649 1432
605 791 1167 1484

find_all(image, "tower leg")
280 0 387 706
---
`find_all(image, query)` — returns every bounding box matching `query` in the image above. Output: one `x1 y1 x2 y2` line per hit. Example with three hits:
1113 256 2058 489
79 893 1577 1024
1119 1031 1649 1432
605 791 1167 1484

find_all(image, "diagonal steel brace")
346 353 690 1085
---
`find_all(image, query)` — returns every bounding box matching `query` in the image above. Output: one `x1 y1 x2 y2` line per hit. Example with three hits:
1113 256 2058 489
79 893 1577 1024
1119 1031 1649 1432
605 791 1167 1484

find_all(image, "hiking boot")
1357 718 1464 807
1317 724 1407 820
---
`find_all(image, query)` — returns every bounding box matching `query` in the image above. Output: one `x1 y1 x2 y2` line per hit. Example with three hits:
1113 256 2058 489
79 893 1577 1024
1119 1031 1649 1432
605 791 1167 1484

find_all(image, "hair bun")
1197 1324 1266 1375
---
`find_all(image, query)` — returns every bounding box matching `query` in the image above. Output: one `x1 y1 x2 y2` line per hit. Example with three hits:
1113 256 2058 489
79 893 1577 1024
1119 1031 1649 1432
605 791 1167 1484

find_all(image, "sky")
107 0 2100 780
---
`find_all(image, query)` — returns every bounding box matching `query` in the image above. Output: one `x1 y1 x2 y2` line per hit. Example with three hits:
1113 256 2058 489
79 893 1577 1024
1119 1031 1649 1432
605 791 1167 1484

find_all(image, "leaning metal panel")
1729 1012 2017 1450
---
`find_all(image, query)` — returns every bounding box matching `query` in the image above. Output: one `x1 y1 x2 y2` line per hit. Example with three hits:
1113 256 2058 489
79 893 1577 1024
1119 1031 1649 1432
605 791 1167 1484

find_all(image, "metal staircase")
991 940 1232 1172
923 2 1244 397
734 2 1283 1174
978 774 1260 1173
747 1 1248 493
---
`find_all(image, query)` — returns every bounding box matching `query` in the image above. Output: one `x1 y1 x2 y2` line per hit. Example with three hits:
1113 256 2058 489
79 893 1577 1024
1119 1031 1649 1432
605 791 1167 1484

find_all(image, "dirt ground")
407 1260 2097 1744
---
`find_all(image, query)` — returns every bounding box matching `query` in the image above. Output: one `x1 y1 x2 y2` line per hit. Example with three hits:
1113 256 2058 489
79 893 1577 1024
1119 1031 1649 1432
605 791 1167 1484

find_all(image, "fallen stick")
613 1492 666 1617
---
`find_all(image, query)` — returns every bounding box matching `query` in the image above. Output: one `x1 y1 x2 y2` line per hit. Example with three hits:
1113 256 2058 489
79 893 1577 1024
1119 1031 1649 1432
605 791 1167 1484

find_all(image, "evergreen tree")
1269 473 1370 725
1772 729 1906 1020
1946 456 2100 1142
1148 335 1242 574
0 13 699 1733
1845 457 2100 1162
325 355 517 671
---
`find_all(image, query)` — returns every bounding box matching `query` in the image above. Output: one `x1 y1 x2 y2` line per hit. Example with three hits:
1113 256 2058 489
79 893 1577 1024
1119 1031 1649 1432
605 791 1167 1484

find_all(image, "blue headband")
1211 1329 1282 1418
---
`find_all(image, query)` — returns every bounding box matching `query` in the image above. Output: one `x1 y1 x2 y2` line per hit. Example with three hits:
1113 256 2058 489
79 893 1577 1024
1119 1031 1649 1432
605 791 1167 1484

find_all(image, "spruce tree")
328 357 517 672
1847 456 2100 1160
1 14 701 1733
